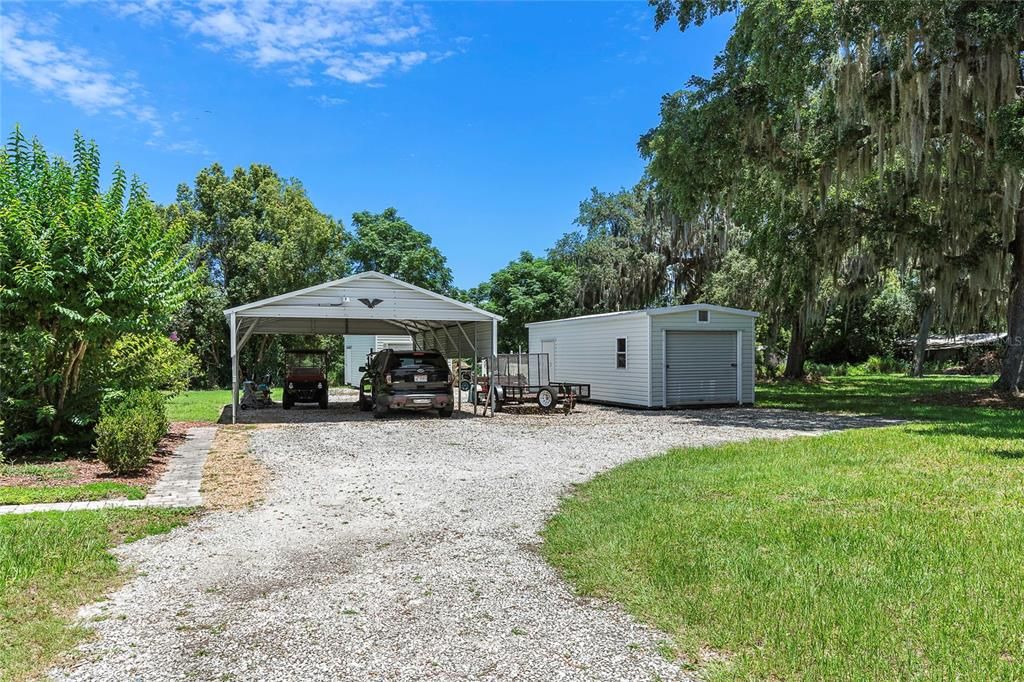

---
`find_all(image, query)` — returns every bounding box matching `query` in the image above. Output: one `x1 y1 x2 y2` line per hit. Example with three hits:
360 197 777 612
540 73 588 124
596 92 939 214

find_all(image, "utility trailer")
474 352 590 413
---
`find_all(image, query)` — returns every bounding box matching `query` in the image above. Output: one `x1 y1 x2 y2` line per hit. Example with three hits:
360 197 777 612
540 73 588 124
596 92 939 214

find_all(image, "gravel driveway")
57 402 887 681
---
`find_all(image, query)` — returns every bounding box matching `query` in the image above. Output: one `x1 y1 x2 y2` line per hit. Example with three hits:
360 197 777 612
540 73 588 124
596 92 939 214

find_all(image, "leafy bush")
106 333 199 396
808 276 917 363
861 355 909 375
94 391 167 474
805 362 851 377
0 128 194 457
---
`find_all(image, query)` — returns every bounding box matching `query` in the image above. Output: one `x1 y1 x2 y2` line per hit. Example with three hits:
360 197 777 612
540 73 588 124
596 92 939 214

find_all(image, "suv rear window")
388 353 448 371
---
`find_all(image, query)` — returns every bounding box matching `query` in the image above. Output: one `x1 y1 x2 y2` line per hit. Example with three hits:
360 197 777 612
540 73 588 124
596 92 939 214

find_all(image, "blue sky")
1 1 732 289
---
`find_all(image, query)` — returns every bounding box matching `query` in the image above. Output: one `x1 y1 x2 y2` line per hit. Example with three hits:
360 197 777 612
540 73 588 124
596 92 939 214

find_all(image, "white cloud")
146 137 211 156
113 1 444 86
0 12 164 137
311 94 346 107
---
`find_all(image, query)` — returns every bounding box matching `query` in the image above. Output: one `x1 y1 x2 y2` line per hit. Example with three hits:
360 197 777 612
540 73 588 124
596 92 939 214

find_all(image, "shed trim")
526 303 758 328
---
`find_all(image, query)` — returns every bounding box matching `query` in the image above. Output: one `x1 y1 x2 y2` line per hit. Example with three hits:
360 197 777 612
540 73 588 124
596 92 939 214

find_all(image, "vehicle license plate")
414 398 431 404
414 374 427 383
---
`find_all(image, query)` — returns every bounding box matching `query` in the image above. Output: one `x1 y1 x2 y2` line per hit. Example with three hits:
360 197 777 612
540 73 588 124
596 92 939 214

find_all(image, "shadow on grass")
590 405 899 433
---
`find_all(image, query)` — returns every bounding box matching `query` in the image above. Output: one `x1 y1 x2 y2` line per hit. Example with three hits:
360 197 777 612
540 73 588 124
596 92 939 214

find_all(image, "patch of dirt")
0 422 198 489
911 388 1024 410
201 425 270 510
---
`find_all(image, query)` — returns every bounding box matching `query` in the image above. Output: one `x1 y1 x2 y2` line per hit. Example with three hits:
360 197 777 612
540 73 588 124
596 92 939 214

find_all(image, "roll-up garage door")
665 331 738 405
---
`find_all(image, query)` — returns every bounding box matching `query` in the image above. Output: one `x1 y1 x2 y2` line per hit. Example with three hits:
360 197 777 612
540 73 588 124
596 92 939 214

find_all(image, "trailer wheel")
282 393 293 410
319 390 329 409
537 386 556 411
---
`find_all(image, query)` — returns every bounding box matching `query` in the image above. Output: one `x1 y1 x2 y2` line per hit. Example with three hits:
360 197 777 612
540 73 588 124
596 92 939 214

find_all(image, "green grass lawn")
0 483 146 506
166 388 282 422
0 464 74 483
166 389 232 422
543 375 1024 680
757 373 999 419
0 508 194 681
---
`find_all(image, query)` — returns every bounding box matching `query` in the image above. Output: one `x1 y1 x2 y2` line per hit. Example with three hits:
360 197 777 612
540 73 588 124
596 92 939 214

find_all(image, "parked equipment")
240 373 273 409
475 353 589 413
282 349 330 410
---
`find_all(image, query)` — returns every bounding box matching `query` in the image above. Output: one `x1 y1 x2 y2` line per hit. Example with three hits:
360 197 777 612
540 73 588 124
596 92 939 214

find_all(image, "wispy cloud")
0 12 164 137
311 94 346 107
114 1 444 86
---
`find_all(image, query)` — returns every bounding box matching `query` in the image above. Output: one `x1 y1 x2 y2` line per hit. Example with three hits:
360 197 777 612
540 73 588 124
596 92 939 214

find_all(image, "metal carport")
222 271 501 423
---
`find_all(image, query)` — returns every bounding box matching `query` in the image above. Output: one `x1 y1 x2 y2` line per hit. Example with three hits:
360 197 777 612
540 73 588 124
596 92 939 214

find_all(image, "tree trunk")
911 296 934 378
765 316 781 373
995 214 1024 392
783 312 806 379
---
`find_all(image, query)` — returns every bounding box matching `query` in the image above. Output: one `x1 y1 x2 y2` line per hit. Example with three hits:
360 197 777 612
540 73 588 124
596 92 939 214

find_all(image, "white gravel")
55 401 889 681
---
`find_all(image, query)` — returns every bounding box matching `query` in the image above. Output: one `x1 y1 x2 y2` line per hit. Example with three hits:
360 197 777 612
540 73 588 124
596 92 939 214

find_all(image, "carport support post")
230 312 238 424
490 317 498 417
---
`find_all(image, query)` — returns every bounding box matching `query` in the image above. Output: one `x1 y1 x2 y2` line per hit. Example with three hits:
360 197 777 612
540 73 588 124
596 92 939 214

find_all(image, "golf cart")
282 349 329 409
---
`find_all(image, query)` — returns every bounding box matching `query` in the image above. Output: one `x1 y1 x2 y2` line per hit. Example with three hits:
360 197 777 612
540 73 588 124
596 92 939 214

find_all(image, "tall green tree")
550 183 727 314
172 163 348 380
467 252 576 351
347 207 454 294
646 0 1023 387
0 128 194 455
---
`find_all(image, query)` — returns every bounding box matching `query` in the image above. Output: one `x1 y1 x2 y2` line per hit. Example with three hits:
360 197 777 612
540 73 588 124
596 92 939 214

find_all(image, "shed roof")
525 303 759 328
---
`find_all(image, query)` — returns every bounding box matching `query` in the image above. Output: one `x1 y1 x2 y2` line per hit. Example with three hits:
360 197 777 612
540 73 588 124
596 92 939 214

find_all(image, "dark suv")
358 349 454 419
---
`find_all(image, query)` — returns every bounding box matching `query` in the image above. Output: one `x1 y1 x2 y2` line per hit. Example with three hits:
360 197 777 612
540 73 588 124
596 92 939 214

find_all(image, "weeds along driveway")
55 404 890 681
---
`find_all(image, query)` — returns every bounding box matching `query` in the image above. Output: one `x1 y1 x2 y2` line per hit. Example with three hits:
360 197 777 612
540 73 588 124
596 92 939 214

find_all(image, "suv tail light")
385 373 392 385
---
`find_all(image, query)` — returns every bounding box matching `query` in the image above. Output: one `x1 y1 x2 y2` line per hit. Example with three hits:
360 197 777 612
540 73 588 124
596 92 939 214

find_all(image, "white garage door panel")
665 331 737 405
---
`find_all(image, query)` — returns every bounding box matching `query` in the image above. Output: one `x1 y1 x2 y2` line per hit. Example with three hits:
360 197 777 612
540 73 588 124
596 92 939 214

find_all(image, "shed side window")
616 337 627 368
698 309 710 323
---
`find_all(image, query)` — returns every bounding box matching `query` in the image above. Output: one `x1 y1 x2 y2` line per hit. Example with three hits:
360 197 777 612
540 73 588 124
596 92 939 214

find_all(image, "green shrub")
134 390 169 445
804 362 852 378
94 391 167 474
0 128 194 457
95 410 152 475
861 355 908 375
107 333 199 397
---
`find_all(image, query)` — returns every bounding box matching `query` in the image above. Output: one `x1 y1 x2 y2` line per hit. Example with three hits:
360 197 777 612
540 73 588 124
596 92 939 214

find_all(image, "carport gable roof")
223 271 502 325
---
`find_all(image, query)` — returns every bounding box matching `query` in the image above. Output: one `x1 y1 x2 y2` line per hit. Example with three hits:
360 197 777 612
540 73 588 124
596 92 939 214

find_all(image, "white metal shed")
526 304 758 408
342 334 413 385
223 271 501 422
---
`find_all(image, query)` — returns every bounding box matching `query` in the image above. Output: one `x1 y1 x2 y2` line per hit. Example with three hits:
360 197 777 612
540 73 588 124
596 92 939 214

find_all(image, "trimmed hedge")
95 391 168 474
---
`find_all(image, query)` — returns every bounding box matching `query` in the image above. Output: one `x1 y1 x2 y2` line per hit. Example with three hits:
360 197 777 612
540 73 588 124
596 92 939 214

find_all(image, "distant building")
343 335 413 385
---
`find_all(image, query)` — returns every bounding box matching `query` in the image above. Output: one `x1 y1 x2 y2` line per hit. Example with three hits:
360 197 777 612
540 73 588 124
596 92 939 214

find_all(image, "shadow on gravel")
219 400 480 425
220 398 895 433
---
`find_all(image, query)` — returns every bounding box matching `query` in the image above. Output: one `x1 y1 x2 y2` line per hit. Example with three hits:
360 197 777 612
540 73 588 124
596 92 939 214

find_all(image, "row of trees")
168 165 453 387
640 0 1023 389
477 0 1023 391
0 130 455 455
2 1 1020 456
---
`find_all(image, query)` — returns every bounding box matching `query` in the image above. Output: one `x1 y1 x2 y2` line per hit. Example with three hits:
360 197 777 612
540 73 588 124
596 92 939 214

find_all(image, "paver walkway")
0 426 215 515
